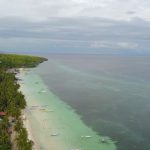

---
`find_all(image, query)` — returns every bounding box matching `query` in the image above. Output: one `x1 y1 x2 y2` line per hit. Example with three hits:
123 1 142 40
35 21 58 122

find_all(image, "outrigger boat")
81 135 92 138
50 133 59 136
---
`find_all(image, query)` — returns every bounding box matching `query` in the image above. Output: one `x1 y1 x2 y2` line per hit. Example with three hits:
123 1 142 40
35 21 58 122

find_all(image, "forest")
0 53 46 150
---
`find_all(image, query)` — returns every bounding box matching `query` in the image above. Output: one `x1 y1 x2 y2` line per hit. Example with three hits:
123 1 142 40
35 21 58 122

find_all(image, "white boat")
41 90 46 93
100 138 108 143
38 90 47 93
81 135 92 138
50 133 59 136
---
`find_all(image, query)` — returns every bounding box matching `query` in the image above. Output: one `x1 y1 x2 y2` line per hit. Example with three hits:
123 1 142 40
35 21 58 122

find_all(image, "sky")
0 0 150 54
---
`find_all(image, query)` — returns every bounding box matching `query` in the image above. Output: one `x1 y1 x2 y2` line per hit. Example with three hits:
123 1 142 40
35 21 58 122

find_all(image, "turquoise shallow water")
19 69 116 150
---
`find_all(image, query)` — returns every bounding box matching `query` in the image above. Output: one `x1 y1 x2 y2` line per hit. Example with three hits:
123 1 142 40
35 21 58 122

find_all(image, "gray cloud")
0 17 150 54
0 0 150 54
0 0 150 21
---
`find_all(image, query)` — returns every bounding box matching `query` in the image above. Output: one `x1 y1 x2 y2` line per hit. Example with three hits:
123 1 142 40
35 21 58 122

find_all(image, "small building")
0 112 6 116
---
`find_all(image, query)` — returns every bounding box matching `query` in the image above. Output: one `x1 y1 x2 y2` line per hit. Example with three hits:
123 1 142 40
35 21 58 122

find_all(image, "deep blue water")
36 54 150 150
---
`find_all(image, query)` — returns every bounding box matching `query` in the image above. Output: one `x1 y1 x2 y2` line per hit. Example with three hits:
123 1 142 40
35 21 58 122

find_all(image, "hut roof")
0 112 6 116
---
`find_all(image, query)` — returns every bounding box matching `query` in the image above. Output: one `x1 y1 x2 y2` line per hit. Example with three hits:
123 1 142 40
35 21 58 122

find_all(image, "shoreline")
18 69 39 150
18 68 117 150
22 110 39 150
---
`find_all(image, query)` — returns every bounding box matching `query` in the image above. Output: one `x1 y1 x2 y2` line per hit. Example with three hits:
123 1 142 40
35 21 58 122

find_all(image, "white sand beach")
22 111 40 150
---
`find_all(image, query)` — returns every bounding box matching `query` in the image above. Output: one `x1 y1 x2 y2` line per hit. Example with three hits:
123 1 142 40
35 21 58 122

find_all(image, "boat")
41 105 48 107
81 135 92 138
32 105 39 107
50 133 59 136
39 108 46 111
100 138 108 143
39 90 47 93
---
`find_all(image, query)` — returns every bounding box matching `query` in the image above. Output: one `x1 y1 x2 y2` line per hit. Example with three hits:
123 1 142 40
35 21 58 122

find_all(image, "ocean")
34 54 150 150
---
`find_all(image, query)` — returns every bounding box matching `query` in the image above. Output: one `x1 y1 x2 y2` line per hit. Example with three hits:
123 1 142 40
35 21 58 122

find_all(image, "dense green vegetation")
0 117 11 150
0 53 47 70
15 119 33 150
0 53 46 150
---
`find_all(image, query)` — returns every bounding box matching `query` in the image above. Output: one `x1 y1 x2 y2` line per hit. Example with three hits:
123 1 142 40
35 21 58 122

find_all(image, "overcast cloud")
0 0 150 54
